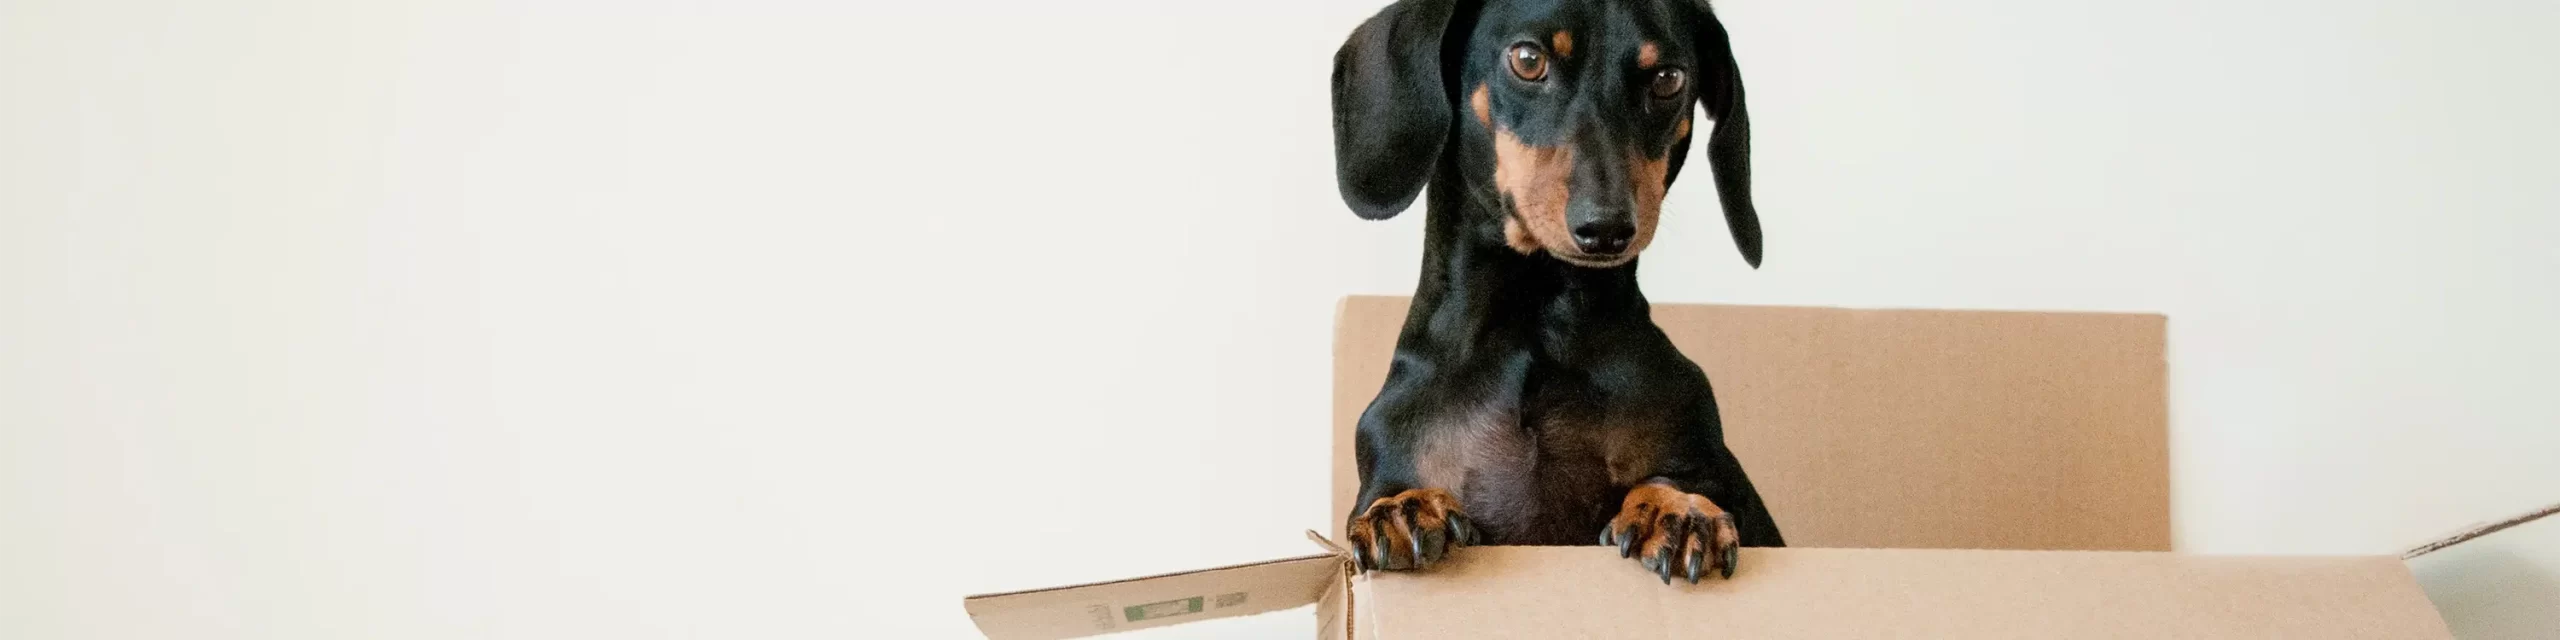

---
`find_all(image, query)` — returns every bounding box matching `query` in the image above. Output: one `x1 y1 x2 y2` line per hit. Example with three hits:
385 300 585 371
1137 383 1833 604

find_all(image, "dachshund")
1331 0 1780 584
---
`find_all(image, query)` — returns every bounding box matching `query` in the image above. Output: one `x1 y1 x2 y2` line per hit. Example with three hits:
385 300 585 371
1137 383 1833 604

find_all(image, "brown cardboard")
1326 546 2453 639
960 297 2460 639
963 553 1341 640
1333 296 2170 550
969 538 2456 639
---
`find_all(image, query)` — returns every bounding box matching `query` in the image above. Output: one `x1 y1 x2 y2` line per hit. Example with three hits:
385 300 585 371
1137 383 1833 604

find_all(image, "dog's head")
1331 0 1760 268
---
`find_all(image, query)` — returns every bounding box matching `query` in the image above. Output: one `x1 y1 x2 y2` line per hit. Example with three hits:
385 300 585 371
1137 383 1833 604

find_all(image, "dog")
1330 0 1781 584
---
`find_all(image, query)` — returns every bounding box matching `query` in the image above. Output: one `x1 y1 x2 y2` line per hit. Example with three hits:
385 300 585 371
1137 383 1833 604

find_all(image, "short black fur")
1331 0 1783 582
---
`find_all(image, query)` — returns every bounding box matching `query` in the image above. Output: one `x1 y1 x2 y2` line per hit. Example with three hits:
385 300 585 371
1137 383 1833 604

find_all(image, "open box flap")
963 550 1344 640
2402 499 2560 559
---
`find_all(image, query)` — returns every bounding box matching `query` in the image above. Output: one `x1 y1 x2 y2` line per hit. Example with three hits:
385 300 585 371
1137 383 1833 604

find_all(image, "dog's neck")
1398 159 1653 353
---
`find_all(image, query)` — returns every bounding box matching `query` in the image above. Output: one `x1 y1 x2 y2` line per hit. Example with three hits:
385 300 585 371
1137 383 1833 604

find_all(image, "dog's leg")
1600 478 1741 584
1344 487 1479 573
1344 366 1489 572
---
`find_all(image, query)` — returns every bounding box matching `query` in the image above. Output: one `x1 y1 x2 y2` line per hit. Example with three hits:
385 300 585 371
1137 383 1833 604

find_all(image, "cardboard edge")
962 533 1360 640
2402 499 2560 559
1312 560 1354 640
964 552 1345 640
1338 294 2174 321
962 553 1341 601
1306 530 1357 640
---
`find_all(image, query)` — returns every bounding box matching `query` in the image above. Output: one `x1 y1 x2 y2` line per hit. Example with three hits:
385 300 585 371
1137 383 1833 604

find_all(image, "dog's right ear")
1331 0 1461 220
1685 1 1763 268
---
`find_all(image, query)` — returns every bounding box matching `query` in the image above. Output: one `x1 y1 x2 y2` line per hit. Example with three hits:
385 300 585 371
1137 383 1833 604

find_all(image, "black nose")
1572 220 1634 255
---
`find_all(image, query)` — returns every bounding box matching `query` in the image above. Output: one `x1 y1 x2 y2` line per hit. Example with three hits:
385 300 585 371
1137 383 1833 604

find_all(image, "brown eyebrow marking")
1675 116 1691 139
1637 42 1660 68
1471 83 1492 126
1551 31 1574 57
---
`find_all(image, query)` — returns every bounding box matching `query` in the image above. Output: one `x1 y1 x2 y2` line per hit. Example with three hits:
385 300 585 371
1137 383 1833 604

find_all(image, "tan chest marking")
1413 410 1528 495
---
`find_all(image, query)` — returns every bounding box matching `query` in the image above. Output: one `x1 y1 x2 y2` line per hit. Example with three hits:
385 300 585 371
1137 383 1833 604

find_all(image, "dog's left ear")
1664 1 1763 268
1330 0 1461 220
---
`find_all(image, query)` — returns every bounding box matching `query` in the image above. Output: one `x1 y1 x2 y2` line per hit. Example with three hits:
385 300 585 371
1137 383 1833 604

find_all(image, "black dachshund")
1332 0 1781 584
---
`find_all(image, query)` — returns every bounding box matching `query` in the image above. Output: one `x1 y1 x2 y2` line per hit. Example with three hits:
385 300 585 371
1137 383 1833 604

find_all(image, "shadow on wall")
2409 521 2560 639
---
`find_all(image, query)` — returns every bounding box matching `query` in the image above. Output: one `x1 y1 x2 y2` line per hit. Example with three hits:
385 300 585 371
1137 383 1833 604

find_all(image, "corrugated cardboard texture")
965 554 1340 640
1343 546 2452 639
1312 560 1351 640
1332 296 2169 550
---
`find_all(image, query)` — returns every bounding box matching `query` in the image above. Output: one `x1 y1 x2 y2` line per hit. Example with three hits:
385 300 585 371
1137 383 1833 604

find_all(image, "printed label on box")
1124 597 1204 622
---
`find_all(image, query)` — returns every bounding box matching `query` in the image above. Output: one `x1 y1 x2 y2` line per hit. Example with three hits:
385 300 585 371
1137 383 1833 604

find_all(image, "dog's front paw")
1600 482 1740 584
1346 488 1479 573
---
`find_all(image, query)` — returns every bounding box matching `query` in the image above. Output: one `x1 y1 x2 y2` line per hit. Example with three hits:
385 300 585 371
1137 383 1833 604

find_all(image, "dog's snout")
1572 219 1635 255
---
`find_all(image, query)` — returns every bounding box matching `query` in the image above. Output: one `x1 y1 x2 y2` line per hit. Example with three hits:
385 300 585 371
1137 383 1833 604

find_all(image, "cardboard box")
1328 296 2171 550
966 539 2452 639
963 297 2458 638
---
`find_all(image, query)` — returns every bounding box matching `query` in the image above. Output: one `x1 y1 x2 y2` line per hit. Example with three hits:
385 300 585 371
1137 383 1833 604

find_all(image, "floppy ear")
1665 1 1763 267
1331 0 1461 220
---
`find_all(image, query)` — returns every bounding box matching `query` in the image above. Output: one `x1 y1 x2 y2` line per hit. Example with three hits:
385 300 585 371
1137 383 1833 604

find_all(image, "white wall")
4 0 2554 637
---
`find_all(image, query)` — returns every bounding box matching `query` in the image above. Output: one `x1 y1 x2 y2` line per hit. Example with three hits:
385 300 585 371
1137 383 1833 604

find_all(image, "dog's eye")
1508 43 1548 82
1650 68 1686 99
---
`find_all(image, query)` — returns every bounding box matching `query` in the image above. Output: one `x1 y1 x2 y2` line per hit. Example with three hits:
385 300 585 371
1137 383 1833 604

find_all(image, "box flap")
2402 499 2560 558
1334 296 2170 551
1355 546 2451 639
963 553 1341 640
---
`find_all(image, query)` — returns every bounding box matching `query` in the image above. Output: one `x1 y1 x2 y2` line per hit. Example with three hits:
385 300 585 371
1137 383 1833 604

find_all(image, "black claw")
1617 526 1638 558
1423 523 1446 565
1722 545 1738 579
1350 535 1372 572
1686 544 1705 584
1679 517 1699 583
1599 529 1614 547
1408 529 1425 568
1427 524 1449 564
1452 515 1479 547
1655 542 1675 584
1369 519 1394 570
1395 513 1426 570
1689 517 1708 579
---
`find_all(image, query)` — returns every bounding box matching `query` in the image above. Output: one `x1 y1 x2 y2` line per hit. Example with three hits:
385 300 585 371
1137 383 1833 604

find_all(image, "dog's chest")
1414 383 1669 545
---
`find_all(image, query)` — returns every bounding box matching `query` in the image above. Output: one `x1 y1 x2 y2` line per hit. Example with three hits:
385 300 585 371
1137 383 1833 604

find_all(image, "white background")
5 0 2556 637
